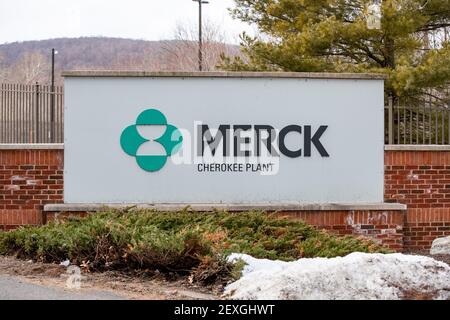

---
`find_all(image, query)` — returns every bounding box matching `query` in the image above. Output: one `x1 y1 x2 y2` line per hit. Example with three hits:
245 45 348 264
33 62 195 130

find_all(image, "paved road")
0 275 126 300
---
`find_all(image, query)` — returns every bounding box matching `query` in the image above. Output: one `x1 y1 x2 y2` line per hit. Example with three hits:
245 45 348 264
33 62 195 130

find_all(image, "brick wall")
279 210 404 251
385 148 450 250
0 147 64 230
1 145 449 252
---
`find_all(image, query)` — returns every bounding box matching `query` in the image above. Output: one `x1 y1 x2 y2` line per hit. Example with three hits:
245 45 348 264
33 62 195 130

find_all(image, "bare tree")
160 18 239 71
7 51 50 84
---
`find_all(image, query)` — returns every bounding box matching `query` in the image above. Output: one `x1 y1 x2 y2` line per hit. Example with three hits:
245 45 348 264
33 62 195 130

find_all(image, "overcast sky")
0 0 255 45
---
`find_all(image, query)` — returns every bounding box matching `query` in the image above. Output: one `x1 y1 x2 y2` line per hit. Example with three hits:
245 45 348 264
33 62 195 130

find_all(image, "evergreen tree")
221 0 449 100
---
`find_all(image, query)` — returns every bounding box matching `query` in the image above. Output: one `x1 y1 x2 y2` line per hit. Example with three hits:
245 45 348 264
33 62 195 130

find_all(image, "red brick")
1 148 449 254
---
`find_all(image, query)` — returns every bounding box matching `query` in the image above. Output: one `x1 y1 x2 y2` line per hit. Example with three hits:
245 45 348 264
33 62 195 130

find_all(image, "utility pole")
50 48 57 142
192 0 209 71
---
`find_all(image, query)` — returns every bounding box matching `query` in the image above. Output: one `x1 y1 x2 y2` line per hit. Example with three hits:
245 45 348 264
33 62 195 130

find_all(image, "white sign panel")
64 73 384 204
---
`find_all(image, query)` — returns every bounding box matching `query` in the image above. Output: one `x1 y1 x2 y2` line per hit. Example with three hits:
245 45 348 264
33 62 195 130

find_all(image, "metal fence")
0 82 448 145
0 83 64 143
385 97 450 145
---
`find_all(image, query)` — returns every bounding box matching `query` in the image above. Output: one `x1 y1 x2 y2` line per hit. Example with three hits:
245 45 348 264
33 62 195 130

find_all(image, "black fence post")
50 86 55 143
35 82 40 143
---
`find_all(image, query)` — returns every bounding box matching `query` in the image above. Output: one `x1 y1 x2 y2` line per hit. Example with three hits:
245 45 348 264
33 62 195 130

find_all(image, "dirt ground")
0 255 219 300
1 252 448 300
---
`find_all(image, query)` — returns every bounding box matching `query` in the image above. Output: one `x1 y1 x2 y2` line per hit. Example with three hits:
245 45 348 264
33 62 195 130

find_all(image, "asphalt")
0 275 126 300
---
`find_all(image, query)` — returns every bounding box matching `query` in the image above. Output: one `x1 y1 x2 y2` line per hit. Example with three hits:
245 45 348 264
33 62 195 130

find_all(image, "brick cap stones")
44 202 407 212
62 71 387 80
0 144 64 150
385 145 450 151
4 144 447 151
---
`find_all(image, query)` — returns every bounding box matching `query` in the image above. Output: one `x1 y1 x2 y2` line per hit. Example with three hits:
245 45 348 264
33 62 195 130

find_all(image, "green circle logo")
120 109 183 172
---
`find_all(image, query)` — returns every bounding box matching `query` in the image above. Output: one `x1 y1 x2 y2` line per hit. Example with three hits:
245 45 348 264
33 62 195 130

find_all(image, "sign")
64 72 384 204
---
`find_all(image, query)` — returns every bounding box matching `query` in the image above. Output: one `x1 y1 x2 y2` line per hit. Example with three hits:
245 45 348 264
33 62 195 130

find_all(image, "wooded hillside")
0 37 240 85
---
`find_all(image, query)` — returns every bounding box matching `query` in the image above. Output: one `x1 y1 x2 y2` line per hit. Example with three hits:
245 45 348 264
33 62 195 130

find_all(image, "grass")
0 209 391 284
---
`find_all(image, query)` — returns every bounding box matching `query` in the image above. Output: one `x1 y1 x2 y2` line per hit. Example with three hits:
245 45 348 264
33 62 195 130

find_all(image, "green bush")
0 209 391 282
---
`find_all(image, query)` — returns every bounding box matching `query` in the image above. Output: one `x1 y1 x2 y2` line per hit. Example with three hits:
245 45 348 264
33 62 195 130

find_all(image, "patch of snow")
227 253 289 275
225 252 450 300
60 259 70 267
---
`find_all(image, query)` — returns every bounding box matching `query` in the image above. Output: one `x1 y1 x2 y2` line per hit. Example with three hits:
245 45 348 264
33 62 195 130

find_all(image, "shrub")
0 209 391 283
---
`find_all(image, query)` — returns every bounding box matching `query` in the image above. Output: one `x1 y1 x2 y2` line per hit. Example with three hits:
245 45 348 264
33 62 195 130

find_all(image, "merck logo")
120 109 183 172
121 108 329 173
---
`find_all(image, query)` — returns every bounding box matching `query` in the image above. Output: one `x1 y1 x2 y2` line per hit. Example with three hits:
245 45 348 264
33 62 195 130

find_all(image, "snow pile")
225 252 450 300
